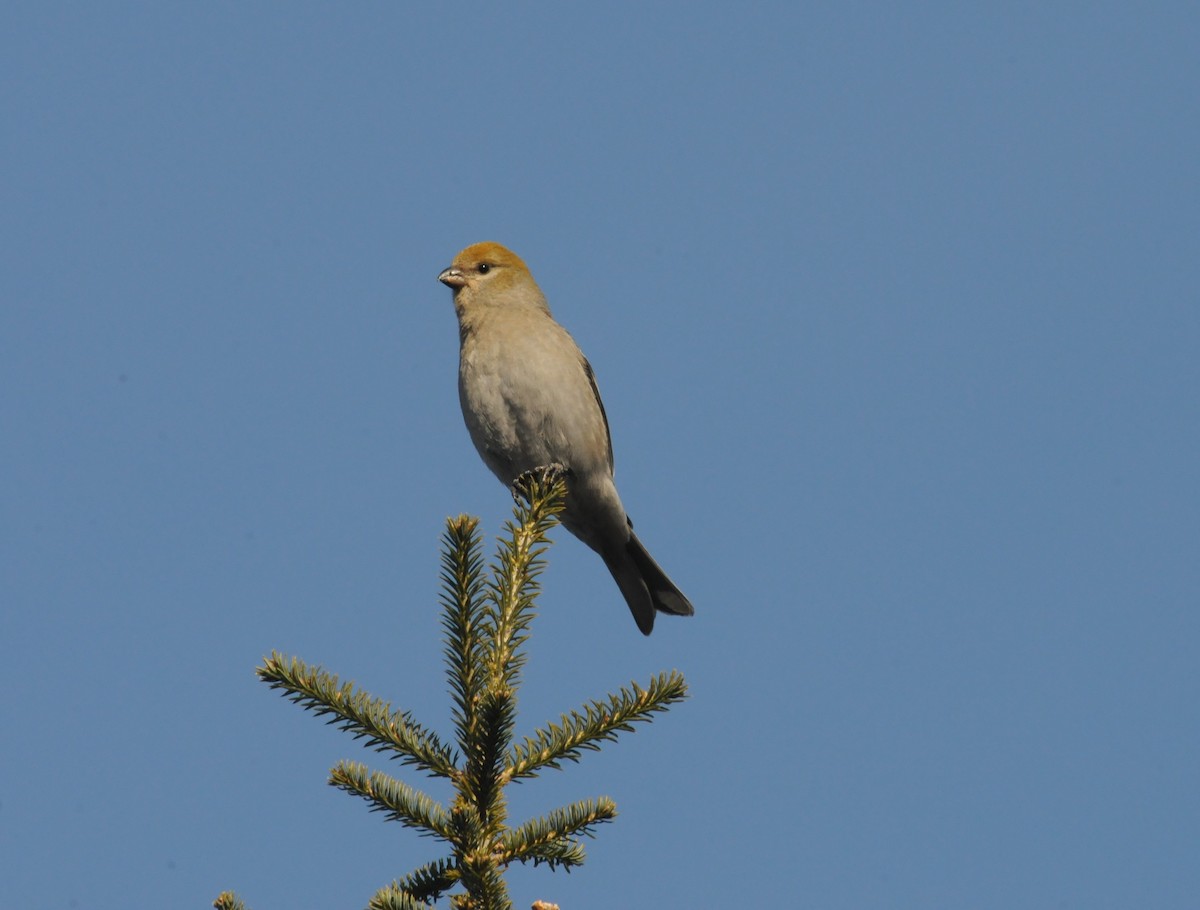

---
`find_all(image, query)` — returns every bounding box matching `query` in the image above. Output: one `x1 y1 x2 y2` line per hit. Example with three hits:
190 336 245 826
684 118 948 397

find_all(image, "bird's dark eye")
477 263 490 274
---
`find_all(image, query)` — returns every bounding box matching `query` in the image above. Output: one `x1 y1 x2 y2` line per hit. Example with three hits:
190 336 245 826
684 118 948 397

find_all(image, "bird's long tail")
603 530 694 635
628 531 694 618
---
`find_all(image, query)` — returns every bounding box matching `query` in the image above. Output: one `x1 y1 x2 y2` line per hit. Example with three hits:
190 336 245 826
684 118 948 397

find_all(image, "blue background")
3 4 1197 908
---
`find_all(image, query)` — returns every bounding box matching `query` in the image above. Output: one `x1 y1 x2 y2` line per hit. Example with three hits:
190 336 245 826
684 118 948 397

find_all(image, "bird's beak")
438 267 466 289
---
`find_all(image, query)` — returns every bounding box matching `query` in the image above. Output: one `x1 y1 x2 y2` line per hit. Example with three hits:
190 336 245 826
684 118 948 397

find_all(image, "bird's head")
438 242 548 315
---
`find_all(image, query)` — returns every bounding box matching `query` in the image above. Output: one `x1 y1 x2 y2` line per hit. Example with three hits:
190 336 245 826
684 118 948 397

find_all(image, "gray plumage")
438 241 693 635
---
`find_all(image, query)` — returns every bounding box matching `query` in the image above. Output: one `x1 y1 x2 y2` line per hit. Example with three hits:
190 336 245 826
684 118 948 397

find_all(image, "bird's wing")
582 356 614 474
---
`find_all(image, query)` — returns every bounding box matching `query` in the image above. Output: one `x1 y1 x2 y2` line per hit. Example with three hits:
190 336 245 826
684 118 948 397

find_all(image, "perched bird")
438 242 694 635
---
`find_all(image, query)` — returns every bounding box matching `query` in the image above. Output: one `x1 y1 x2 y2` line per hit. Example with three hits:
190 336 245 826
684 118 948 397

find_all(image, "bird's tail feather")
627 531 694 618
602 531 693 636
603 549 657 636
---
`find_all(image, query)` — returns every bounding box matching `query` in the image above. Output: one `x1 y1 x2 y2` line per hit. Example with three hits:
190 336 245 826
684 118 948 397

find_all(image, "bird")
438 241 694 635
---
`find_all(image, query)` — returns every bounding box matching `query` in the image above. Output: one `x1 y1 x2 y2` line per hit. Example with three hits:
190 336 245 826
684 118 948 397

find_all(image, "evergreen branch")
232 480 690 906
451 805 513 910
513 836 587 871
484 475 565 695
388 857 459 904
508 670 689 779
450 801 487 854
367 885 433 910
440 516 487 752
464 687 517 833
329 760 452 839
258 653 458 777
498 798 617 868
456 854 511 910
213 892 248 910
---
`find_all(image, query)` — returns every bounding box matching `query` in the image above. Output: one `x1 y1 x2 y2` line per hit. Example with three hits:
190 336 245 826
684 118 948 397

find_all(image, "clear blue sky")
3 4 1197 908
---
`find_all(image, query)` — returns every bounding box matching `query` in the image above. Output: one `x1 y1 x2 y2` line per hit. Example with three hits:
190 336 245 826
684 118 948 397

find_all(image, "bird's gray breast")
458 315 609 483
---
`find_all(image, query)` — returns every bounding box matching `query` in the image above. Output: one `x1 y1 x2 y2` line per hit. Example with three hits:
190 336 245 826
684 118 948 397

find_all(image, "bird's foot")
511 463 571 503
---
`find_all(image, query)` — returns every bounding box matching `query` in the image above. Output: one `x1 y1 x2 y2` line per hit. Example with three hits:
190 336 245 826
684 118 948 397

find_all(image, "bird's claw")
511 463 570 503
